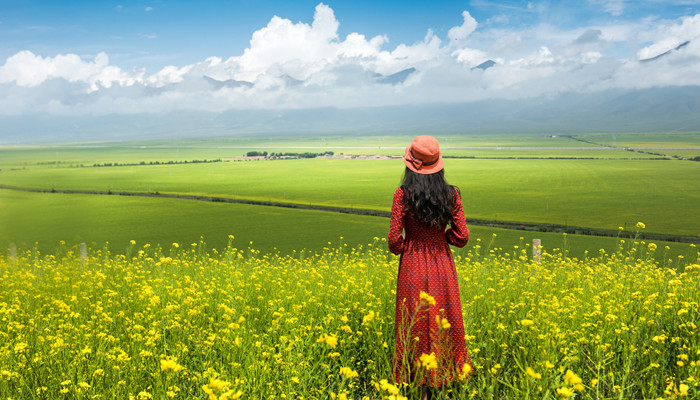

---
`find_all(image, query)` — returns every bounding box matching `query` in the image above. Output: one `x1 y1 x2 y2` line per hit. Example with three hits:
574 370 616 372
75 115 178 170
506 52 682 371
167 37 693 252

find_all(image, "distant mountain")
472 60 496 70
2 86 700 144
640 41 691 62
375 68 417 85
203 76 253 89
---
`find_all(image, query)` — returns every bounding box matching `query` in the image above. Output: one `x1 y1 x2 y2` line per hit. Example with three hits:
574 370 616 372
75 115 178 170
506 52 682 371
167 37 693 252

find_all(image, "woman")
388 135 473 397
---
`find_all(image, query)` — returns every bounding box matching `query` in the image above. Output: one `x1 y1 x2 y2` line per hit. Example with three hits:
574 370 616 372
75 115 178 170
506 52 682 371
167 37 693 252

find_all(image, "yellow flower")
520 319 534 326
680 383 689 396
339 366 358 379
220 390 242 400
636 222 645 229
419 291 436 306
419 352 438 371
434 315 451 329
379 379 400 395
460 363 473 379
317 333 338 348
362 310 375 324
13 342 28 353
525 367 541 379
545 361 555 369
207 378 229 391
557 387 574 398
564 370 582 386
137 391 153 400
160 357 183 372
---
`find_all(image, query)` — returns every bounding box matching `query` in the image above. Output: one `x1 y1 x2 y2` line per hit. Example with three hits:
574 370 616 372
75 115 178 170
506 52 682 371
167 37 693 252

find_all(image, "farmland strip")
1 184 697 244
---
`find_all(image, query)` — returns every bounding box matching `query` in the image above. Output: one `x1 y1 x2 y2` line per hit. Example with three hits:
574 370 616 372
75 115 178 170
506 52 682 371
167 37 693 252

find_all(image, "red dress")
388 187 473 385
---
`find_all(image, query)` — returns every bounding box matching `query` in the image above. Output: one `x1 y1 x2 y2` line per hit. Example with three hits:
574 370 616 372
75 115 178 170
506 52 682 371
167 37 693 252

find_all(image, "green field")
587 132 700 148
2 188 696 265
1 133 699 263
2 157 698 236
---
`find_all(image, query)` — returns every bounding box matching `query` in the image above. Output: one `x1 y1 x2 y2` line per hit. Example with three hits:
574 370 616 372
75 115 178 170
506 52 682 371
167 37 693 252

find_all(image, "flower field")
1 232 699 399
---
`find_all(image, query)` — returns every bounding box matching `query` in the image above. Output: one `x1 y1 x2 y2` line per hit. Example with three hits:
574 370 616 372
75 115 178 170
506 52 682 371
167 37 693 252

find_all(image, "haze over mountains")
2 85 699 144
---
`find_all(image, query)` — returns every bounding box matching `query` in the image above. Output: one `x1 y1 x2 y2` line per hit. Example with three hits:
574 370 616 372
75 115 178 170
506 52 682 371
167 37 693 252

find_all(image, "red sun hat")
403 135 444 174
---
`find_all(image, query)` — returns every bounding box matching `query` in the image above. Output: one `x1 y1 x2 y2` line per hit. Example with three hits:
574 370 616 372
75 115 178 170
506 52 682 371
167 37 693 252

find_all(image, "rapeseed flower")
160 357 183 372
419 291 436 306
525 367 541 379
419 352 438 371
557 387 574 398
317 333 338 348
339 366 359 379
459 363 473 380
363 310 375 324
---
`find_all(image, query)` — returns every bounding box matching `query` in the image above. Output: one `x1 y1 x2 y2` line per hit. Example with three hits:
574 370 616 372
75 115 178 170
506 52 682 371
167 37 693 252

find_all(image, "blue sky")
4 0 700 72
1 0 700 116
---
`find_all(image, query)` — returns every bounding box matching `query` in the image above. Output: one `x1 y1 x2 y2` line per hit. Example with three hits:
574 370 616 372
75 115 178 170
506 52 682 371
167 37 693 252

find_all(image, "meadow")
1 233 699 399
1 132 699 261
2 157 698 237
4 188 697 265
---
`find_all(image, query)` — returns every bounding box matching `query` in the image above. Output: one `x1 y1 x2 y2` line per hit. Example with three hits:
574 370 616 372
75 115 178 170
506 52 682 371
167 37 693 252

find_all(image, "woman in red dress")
388 135 473 398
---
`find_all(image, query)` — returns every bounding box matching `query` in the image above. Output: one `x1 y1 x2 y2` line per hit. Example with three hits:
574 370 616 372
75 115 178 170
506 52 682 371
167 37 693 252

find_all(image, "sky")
1 0 700 118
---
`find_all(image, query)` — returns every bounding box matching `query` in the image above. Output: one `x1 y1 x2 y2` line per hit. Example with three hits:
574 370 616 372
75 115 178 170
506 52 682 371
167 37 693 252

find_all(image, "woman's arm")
388 187 406 255
445 190 469 248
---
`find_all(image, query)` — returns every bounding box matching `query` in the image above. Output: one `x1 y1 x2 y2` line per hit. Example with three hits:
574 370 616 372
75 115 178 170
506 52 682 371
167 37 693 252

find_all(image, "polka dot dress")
388 186 473 386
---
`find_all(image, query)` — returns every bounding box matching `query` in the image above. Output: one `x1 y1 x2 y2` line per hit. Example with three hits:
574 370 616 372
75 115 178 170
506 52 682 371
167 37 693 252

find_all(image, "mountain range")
1 85 699 144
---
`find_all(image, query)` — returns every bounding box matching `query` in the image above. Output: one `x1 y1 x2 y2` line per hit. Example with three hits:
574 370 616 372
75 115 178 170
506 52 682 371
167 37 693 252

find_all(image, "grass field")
2 157 698 237
0 143 660 168
1 187 697 265
1 133 699 263
587 132 700 148
0 189 388 256
2 237 699 399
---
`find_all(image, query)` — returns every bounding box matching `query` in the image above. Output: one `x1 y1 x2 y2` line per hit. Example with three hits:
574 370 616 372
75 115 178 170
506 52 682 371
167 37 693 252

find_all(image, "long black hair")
401 167 459 227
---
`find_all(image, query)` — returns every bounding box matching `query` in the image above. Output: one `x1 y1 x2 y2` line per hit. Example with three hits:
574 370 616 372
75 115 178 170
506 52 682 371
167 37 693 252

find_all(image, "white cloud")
0 51 137 91
232 3 345 82
1 4 700 116
452 47 490 67
448 11 478 42
637 14 700 59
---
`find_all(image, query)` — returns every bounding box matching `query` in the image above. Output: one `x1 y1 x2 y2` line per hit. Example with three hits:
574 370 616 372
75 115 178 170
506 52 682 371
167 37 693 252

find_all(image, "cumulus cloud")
637 14 700 59
448 11 478 42
1 3 700 116
0 51 138 91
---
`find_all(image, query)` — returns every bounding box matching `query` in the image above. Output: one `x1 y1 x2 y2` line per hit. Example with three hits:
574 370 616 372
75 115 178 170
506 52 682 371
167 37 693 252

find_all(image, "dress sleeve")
445 190 469 248
388 187 406 255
